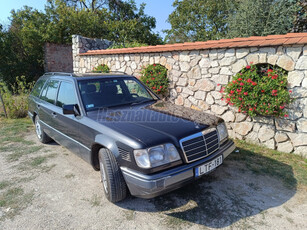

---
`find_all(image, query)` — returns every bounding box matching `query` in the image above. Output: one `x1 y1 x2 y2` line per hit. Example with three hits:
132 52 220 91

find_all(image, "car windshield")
78 77 156 111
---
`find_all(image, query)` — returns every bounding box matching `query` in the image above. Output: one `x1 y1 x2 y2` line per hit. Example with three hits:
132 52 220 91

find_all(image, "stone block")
187 66 201 79
277 141 293 153
199 58 211 68
208 67 220 74
267 55 279 65
287 71 304 87
179 62 191 72
177 78 187 86
220 67 233 75
245 131 259 144
194 91 206 100
297 118 307 133
198 100 210 110
235 113 247 122
246 53 259 64
263 138 275 149
295 146 307 158
277 55 295 71
194 79 215 91
221 111 235 122
275 119 296 132
220 57 236 66
236 48 249 59
295 56 307 70
253 116 274 125
211 91 222 100
275 132 289 143
258 125 275 142
179 51 190 62
182 87 194 96
211 75 229 85
232 59 247 73
188 96 198 105
206 93 215 105
211 105 227 115
288 133 307 147
259 47 276 54
231 122 253 136
225 49 235 57
286 46 302 61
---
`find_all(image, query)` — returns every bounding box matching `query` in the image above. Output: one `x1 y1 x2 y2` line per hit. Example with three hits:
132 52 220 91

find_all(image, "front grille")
180 128 219 163
118 147 131 162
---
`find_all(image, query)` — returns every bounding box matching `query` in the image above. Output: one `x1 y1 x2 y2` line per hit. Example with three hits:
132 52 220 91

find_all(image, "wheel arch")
91 134 120 171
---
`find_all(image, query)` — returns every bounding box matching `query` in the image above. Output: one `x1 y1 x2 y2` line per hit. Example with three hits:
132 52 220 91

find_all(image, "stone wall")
72 35 113 73
44 43 73 73
73 35 307 157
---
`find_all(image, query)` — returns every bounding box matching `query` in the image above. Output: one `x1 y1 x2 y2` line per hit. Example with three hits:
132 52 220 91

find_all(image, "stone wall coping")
79 33 307 56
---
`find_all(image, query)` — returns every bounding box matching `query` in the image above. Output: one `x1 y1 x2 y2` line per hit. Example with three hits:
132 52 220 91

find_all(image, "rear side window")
40 80 59 104
56 81 77 107
31 79 46 97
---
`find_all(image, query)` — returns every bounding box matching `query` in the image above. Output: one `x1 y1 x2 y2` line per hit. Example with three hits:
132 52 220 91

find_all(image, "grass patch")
231 140 307 188
0 118 33 144
0 181 11 190
0 187 34 220
6 146 44 162
89 194 101 207
64 173 75 179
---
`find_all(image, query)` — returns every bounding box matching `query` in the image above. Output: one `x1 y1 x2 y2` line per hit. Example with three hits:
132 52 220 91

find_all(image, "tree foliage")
165 0 306 43
227 0 299 38
0 0 162 87
164 0 233 43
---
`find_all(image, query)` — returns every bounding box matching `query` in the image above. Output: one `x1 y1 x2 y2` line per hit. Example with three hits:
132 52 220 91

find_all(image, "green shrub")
140 64 169 95
107 42 148 49
92 64 110 73
222 63 293 117
0 76 34 119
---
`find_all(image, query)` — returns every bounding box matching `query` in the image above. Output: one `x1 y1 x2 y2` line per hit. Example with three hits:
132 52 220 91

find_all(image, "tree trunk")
0 91 7 118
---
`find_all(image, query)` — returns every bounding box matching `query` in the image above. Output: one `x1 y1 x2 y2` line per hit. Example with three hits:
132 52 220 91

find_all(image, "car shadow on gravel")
117 148 297 228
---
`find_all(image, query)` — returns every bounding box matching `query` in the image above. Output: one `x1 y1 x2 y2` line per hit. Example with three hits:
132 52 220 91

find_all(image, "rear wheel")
34 115 52 144
98 148 127 203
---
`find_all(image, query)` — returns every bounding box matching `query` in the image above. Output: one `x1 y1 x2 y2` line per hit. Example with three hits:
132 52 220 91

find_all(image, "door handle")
51 112 57 118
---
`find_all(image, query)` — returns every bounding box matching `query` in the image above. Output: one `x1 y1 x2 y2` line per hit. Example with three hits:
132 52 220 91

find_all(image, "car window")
40 80 60 104
78 78 154 111
124 79 151 98
56 81 77 107
31 78 46 97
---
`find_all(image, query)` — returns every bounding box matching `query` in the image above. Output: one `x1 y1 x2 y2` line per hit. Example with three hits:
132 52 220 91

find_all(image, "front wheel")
34 115 52 144
98 148 127 203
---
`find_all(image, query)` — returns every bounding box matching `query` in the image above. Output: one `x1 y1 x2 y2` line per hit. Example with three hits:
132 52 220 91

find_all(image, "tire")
98 148 127 203
34 115 52 144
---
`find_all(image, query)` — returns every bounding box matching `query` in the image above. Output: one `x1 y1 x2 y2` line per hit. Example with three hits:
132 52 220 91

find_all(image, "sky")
0 0 174 38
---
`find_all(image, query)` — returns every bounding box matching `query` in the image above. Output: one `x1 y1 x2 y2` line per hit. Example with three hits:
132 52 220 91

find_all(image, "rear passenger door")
38 79 60 139
53 80 81 156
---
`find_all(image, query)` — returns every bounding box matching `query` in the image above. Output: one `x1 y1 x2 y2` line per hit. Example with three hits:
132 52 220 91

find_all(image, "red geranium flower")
152 86 156 89
238 78 243 81
284 114 289 117
246 65 251 69
267 69 273 73
244 92 248 96
240 82 244 86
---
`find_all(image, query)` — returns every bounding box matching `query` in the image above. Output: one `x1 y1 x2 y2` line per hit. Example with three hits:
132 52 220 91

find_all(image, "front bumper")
121 139 236 198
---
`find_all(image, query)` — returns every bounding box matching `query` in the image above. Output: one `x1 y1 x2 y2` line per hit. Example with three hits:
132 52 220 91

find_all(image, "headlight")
134 143 181 168
217 122 228 143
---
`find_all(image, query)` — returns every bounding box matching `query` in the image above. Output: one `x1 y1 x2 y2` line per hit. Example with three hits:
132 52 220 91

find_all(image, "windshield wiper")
129 99 156 106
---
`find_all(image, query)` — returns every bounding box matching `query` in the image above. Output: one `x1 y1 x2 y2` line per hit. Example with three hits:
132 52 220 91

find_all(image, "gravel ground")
0 131 306 230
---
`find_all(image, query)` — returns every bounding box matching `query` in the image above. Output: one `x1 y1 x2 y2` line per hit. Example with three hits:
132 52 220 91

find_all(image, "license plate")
195 155 223 177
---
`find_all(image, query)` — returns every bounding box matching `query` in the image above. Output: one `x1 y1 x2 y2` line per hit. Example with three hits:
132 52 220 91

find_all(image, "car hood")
87 101 222 147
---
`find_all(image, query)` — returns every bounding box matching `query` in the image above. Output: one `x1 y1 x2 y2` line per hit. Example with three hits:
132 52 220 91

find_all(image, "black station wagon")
28 72 235 203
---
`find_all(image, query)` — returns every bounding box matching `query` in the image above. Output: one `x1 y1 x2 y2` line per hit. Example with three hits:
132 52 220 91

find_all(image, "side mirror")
63 104 80 116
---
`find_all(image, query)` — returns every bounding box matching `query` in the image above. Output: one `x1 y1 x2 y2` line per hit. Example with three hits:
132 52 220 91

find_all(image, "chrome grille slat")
180 128 220 163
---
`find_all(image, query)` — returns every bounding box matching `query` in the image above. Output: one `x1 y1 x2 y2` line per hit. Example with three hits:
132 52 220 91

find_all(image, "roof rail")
45 72 74 77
